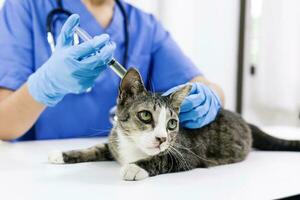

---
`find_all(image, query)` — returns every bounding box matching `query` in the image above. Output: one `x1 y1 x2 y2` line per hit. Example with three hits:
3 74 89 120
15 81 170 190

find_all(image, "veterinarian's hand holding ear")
163 82 222 129
27 14 115 106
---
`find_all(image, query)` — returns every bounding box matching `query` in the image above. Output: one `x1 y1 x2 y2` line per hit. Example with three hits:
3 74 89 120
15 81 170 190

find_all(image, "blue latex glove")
163 82 222 129
27 14 115 106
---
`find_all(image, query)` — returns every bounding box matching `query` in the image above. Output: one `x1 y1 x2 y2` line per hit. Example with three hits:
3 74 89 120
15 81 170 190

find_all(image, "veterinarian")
0 0 224 141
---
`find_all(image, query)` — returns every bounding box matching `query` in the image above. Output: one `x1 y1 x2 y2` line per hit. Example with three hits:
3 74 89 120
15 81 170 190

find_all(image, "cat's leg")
48 143 114 164
121 153 197 181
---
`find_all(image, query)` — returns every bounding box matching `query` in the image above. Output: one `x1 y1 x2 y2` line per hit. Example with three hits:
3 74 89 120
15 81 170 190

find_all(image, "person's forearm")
0 84 46 140
190 76 225 106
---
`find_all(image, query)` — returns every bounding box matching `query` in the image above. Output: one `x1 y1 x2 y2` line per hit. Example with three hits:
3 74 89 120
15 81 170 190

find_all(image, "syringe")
74 27 127 78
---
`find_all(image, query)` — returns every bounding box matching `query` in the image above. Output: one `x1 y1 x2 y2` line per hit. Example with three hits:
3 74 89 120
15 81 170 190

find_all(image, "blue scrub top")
0 0 202 141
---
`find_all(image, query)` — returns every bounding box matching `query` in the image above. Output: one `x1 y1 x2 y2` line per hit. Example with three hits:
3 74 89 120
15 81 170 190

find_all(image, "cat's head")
116 68 191 156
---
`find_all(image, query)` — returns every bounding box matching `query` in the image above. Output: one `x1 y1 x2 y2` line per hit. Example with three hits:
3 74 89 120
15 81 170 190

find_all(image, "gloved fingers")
71 34 111 59
78 79 96 89
201 105 220 127
71 68 101 79
56 14 80 49
180 84 216 112
180 93 206 112
181 99 221 129
74 85 93 94
179 98 211 122
79 41 115 68
67 78 96 94
181 117 205 129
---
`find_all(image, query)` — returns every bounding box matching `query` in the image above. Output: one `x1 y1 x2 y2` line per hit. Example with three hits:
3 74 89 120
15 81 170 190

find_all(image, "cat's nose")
155 136 167 144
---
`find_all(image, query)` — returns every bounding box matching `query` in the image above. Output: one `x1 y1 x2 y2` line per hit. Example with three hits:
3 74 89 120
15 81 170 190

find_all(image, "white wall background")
0 0 4 8
243 0 300 127
126 0 240 110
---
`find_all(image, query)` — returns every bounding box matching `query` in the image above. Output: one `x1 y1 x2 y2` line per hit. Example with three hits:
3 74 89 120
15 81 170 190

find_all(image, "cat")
49 68 300 181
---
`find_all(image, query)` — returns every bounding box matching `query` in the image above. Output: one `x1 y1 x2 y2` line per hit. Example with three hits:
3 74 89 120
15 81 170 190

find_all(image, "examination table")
0 126 299 200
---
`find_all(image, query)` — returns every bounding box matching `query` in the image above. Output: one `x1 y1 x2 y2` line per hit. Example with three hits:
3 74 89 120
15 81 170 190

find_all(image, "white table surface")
0 126 300 200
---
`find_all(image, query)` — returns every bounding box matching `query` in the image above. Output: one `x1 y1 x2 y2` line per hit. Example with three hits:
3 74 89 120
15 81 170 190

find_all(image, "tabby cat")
49 68 300 181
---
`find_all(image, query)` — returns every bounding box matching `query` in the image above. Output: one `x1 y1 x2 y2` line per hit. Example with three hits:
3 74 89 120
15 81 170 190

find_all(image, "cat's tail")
249 124 300 151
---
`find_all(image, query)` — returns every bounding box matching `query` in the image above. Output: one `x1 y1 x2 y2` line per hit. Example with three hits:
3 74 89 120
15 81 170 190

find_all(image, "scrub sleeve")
0 0 34 90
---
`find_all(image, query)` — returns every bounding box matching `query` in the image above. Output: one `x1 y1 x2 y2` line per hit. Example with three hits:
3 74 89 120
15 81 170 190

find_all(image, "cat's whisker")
169 146 190 171
83 133 103 137
172 143 217 165
167 148 184 170
89 128 112 132
166 151 174 173
172 147 191 170
83 130 111 138
83 128 113 138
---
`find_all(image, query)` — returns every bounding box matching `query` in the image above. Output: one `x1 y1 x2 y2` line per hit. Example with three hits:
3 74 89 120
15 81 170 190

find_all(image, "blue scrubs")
0 0 202 141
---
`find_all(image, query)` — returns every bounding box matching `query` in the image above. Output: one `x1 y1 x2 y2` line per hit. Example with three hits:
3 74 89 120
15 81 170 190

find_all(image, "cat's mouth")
146 144 161 150
145 142 169 154
146 146 160 151
142 143 168 155
142 147 160 155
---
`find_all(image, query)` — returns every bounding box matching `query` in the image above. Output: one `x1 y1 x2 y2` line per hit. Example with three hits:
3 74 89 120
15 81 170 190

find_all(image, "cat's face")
116 68 191 156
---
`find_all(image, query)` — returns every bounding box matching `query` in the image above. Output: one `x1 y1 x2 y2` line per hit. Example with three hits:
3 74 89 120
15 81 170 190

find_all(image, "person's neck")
81 0 115 28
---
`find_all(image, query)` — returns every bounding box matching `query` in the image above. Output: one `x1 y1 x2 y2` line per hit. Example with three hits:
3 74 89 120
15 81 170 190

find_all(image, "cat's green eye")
137 111 153 123
168 119 178 130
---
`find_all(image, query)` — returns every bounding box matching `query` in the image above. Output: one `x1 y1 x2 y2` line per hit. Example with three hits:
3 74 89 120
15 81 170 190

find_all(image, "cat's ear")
118 68 147 104
168 84 192 113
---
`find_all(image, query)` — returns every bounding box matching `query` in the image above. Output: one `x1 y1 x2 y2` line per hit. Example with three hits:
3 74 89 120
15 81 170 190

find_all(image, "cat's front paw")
48 151 65 164
120 164 149 181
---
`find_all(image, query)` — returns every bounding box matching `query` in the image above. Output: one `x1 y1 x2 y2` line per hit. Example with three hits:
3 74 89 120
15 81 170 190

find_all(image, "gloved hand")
163 82 222 129
27 14 115 106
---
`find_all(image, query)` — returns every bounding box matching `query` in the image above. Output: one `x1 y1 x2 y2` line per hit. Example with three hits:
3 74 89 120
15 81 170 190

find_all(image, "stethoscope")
46 0 130 67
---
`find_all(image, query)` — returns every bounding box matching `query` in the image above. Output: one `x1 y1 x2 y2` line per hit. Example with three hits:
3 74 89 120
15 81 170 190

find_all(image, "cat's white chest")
117 132 149 165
